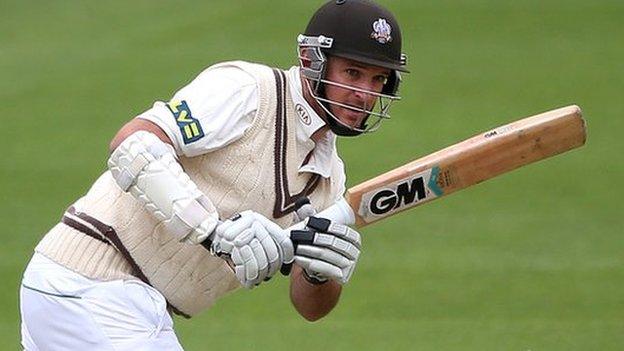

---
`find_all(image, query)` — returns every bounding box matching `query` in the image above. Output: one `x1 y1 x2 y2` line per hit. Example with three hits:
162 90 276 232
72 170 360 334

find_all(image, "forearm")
108 126 218 244
110 118 174 153
289 264 342 321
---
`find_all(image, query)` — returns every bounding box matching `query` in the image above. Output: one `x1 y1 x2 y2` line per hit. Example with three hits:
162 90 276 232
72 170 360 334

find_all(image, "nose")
351 83 377 107
352 88 367 101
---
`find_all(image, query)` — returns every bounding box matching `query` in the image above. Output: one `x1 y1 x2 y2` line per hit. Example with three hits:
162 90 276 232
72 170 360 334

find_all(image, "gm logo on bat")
359 166 445 222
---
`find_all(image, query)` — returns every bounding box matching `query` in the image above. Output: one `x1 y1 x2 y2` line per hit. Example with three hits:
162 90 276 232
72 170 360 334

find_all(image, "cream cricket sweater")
35 61 343 317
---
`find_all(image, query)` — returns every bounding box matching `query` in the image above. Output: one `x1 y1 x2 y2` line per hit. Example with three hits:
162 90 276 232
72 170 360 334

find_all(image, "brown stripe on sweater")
61 216 110 245
63 207 192 319
66 207 152 286
271 69 321 219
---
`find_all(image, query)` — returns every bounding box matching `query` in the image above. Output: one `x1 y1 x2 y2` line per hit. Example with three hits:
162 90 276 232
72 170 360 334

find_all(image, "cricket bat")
313 105 587 228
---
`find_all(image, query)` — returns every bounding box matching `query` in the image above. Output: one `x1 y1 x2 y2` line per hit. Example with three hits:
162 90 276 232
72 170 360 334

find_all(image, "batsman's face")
324 56 390 128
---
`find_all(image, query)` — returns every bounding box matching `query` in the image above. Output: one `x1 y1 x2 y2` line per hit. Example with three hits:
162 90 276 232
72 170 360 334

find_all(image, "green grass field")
1 1 622 349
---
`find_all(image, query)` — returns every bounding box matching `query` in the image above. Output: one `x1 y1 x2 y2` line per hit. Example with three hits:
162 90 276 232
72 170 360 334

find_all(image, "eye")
345 68 360 79
374 75 389 85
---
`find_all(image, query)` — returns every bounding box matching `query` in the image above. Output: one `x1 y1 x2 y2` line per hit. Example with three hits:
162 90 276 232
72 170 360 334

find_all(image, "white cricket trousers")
20 253 185 350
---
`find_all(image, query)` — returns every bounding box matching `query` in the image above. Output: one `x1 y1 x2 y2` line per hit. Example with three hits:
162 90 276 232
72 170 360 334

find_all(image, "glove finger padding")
210 217 240 255
233 228 256 246
211 210 294 288
251 213 294 264
294 256 344 282
252 221 280 278
296 245 352 269
216 211 256 241
232 243 266 289
313 233 360 261
291 230 360 261
231 246 257 288
305 217 361 249
290 216 362 285
248 238 269 284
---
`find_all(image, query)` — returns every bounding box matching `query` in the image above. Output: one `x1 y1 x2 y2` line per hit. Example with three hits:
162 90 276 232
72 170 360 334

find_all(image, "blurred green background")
1 0 622 349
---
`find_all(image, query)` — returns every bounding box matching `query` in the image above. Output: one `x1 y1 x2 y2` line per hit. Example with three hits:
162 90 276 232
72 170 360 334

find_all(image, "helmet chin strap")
326 114 366 137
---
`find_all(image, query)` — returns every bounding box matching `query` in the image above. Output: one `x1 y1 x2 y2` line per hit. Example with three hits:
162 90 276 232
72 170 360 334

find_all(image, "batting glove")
291 216 361 285
211 211 294 289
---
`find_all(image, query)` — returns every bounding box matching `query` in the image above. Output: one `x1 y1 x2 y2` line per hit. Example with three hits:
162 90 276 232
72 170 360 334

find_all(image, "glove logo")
166 100 205 144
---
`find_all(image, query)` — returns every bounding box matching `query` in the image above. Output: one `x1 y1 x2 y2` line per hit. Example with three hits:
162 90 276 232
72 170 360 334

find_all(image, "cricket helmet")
298 0 408 136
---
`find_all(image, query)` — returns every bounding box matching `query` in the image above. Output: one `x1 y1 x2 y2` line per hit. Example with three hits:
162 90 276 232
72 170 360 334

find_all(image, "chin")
335 117 358 128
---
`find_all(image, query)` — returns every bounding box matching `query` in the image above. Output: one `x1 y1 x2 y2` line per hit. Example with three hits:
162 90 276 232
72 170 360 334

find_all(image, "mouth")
339 108 367 126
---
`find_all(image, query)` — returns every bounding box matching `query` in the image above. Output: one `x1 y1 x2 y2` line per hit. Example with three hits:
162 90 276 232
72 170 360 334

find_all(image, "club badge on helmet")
298 0 408 136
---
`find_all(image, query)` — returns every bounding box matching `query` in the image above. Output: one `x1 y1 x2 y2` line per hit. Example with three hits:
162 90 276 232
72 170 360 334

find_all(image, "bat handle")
295 197 317 220
286 197 355 231
280 197 355 276
314 197 356 226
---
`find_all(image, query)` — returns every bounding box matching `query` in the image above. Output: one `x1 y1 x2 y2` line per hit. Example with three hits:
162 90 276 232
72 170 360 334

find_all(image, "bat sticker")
359 166 444 222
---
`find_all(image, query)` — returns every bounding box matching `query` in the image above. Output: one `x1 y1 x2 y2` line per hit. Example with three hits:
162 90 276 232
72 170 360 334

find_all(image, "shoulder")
136 61 279 158
185 61 259 93
195 60 277 87
176 60 281 104
170 61 266 118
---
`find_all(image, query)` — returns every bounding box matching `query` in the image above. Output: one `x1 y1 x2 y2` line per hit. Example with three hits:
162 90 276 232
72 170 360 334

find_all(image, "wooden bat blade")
346 105 587 227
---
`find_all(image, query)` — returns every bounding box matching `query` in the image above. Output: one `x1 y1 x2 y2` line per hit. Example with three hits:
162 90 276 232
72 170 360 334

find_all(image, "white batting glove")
211 211 294 289
291 216 361 285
